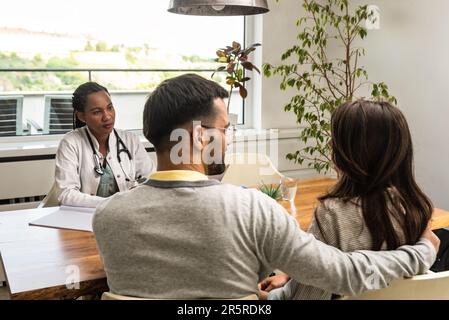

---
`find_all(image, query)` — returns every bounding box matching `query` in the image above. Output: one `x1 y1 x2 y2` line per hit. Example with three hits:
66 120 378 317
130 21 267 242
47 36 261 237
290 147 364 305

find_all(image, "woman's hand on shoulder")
421 222 440 253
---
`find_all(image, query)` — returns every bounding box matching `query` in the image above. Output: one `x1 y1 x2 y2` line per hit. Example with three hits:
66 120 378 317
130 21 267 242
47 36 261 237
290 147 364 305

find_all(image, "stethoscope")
85 128 134 181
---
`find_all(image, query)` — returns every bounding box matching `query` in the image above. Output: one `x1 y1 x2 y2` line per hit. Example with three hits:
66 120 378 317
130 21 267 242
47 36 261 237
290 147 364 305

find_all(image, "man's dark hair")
72 82 109 129
143 73 229 151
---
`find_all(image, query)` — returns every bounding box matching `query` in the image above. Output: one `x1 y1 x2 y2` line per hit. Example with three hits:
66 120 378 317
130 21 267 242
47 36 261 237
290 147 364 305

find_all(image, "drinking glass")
281 177 298 217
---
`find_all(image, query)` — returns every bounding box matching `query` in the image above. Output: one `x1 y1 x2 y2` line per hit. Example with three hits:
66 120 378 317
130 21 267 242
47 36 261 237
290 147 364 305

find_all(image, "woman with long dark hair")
54 82 154 207
263 100 433 299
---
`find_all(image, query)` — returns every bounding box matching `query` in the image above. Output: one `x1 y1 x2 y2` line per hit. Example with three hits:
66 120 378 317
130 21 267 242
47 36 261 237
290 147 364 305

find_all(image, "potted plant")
263 0 396 173
258 182 281 200
212 41 261 127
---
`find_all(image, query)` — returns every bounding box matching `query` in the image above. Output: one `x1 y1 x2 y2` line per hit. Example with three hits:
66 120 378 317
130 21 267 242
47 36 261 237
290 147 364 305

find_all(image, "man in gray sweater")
93 74 439 299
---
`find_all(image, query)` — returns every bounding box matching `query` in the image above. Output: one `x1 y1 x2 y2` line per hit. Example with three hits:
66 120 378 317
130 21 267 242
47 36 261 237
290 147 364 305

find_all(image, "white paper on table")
29 205 95 232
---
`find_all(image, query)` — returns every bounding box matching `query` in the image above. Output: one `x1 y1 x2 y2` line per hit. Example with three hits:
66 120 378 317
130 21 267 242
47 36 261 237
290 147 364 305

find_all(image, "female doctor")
55 82 154 208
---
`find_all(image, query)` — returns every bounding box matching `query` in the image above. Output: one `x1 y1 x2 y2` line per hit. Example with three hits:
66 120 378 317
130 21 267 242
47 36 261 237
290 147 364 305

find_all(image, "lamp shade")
168 0 269 16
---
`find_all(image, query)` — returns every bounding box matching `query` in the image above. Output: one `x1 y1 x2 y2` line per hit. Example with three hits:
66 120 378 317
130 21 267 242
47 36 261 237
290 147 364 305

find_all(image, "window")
0 1 245 135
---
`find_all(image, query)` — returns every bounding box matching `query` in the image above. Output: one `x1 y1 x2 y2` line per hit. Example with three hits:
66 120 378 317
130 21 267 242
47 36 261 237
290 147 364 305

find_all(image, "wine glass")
280 177 298 217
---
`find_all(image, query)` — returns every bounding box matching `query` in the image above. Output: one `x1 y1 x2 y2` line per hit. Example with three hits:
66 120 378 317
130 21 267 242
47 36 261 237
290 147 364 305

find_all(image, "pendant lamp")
168 0 269 16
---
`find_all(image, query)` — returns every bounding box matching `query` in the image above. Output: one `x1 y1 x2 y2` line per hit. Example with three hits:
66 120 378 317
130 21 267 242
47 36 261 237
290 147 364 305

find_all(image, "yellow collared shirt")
149 170 208 182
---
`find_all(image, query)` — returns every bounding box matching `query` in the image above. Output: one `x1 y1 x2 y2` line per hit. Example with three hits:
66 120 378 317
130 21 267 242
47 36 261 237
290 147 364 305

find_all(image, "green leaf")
236 68 243 79
358 28 368 39
287 78 296 87
226 78 235 86
258 182 281 200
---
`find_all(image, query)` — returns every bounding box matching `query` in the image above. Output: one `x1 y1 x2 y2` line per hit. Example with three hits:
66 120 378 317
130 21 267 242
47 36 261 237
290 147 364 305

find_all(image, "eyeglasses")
201 124 233 137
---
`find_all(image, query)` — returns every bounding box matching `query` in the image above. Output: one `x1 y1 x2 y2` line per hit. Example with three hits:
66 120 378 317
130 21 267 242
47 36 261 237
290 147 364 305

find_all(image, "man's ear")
192 124 204 151
75 111 86 124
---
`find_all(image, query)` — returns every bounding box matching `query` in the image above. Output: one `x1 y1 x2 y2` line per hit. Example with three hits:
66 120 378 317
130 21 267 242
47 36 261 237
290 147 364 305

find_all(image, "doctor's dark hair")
72 82 109 129
320 100 433 250
143 73 229 151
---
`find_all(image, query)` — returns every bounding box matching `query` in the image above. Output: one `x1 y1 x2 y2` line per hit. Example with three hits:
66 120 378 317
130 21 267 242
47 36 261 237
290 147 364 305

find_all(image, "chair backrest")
101 292 258 300
43 95 73 135
221 153 284 187
344 271 449 300
0 96 23 136
38 182 61 208
101 292 152 300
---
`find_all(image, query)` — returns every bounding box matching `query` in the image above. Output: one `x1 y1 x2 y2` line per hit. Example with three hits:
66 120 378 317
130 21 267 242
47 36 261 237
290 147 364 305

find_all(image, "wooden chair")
101 291 259 300
342 271 449 300
221 153 284 187
101 292 153 300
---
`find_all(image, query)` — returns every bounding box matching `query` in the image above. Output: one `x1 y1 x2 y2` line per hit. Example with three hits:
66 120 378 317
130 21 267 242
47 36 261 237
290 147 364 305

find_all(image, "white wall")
260 0 449 209
350 0 449 210
261 0 305 130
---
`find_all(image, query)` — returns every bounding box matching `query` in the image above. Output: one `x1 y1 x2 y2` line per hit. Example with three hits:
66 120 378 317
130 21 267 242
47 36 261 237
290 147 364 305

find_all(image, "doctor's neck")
92 131 110 156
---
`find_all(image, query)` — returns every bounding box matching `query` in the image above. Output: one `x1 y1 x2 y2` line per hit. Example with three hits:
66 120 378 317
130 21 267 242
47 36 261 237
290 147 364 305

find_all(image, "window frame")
0 16 260 147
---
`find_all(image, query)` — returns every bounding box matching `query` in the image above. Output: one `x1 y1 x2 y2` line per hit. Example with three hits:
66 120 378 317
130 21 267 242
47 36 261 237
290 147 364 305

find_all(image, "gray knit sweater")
93 179 436 299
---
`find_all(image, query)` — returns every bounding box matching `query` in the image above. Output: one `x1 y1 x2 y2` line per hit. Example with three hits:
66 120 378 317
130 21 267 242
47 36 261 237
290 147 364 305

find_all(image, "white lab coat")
55 127 154 208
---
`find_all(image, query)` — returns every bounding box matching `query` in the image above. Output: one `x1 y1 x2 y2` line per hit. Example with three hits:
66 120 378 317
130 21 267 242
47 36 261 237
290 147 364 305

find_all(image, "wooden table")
0 208 107 300
1 177 449 300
